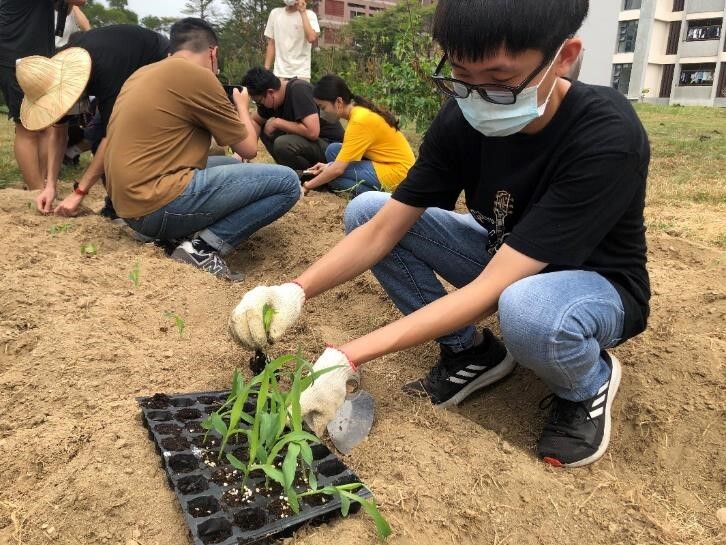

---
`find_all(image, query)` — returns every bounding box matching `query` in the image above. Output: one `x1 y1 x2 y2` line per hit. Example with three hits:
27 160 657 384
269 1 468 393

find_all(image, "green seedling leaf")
251 464 285 487
80 242 98 257
226 452 247 472
339 492 351 517
49 223 73 235
353 494 392 541
262 303 276 335
209 412 228 437
282 443 300 489
128 261 140 287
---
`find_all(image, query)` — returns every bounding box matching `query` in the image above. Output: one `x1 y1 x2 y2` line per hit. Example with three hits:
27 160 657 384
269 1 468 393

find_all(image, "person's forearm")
306 162 345 189
264 40 275 70
46 124 68 185
76 138 107 191
73 5 91 30
234 108 259 159
340 245 547 365
299 12 318 43
274 118 317 140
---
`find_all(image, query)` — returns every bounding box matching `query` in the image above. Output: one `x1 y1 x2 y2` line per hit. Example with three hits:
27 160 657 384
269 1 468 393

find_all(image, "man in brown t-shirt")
104 18 300 280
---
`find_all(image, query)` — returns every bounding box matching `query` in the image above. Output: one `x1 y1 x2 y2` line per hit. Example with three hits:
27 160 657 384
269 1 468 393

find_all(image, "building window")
612 63 632 94
686 19 722 41
621 0 641 9
672 0 684 12
678 63 716 86
616 20 639 53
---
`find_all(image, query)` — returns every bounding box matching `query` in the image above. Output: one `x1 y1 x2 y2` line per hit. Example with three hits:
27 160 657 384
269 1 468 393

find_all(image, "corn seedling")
202 353 390 540
128 262 140 287
80 242 98 258
164 312 185 338
49 223 73 235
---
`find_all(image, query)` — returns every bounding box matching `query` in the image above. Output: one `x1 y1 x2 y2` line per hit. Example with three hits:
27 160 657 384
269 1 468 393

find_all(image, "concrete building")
576 2 623 86
612 0 726 106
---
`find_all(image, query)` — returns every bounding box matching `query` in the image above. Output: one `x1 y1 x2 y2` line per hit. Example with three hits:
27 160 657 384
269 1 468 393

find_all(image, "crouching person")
104 18 300 281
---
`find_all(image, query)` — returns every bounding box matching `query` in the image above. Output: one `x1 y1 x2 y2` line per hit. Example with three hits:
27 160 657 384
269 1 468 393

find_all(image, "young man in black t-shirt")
241 66 344 170
25 24 170 217
229 0 651 468
0 0 86 191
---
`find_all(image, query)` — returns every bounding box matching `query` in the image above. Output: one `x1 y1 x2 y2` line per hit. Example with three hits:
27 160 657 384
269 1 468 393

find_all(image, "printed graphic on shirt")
471 190 514 256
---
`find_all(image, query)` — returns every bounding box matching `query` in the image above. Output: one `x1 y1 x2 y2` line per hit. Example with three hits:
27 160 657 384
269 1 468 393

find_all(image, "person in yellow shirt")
302 75 415 197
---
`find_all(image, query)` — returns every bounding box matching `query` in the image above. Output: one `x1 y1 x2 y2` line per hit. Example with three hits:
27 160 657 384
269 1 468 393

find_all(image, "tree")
140 15 178 35
81 0 139 27
182 0 220 22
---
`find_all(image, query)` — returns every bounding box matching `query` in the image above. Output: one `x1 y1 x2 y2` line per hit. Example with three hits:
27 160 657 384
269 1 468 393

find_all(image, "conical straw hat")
17 47 92 131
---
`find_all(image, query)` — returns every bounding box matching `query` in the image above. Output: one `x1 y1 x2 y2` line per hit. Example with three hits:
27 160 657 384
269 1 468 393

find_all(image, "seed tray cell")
139 390 371 545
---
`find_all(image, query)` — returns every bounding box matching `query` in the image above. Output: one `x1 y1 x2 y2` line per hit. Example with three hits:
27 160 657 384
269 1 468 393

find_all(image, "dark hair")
240 67 281 96
170 17 219 54
314 74 399 130
433 0 589 62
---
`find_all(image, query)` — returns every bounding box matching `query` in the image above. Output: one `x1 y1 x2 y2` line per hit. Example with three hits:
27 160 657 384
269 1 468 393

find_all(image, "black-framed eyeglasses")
431 53 553 105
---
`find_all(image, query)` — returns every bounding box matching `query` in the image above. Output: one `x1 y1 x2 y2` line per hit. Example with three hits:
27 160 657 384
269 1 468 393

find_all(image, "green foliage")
140 15 177 34
81 0 138 27
128 261 140 287
202 353 389 539
314 1 442 132
80 242 98 257
262 303 276 336
164 312 186 338
49 223 73 235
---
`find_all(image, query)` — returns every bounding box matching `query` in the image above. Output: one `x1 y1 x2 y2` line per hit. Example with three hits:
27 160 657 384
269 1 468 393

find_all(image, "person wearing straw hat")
104 18 300 281
17 24 170 217
0 0 86 191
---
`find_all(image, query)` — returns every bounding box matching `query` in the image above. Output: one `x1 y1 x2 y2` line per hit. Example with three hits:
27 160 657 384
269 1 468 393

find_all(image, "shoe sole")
557 352 622 468
436 351 516 409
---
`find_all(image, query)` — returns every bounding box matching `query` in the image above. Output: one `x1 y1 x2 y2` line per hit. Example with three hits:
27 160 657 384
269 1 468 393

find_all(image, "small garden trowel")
326 374 375 455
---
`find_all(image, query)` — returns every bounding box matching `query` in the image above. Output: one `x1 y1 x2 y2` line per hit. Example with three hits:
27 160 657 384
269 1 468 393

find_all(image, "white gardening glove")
300 347 358 436
228 282 305 350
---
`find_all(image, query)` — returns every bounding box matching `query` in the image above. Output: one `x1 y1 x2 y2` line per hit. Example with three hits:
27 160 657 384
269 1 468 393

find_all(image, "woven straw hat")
17 47 92 131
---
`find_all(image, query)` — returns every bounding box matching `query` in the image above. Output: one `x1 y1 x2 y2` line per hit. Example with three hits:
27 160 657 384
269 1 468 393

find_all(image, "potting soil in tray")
138 390 372 545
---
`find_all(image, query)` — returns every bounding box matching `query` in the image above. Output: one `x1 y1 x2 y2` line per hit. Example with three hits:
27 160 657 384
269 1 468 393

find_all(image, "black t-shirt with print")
257 77 344 143
393 81 651 342
71 25 170 137
0 0 54 67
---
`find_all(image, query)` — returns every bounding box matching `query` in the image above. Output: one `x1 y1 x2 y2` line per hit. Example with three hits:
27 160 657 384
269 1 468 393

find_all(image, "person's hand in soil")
54 192 84 217
35 185 56 214
300 347 357 435
229 282 305 350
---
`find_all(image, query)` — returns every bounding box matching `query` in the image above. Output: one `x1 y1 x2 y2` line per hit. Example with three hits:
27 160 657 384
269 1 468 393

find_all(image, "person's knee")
343 192 390 234
499 277 559 362
325 142 342 163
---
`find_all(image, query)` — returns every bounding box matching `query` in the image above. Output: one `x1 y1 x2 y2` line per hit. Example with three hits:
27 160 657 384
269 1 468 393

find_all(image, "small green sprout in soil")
49 223 73 235
80 242 98 258
164 312 185 338
128 262 140 287
202 353 391 541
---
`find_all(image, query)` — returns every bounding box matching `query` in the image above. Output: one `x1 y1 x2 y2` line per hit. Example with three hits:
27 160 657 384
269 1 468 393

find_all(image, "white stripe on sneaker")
467 364 487 371
597 381 610 395
448 376 467 384
592 393 607 407
589 406 604 419
457 370 477 378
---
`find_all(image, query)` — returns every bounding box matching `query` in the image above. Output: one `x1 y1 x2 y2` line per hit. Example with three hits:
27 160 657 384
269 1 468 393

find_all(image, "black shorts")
0 64 23 122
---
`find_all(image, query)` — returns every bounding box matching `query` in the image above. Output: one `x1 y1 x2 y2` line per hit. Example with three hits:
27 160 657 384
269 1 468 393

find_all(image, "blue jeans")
343 192 625 402
125 157 300 255
325 142 382 196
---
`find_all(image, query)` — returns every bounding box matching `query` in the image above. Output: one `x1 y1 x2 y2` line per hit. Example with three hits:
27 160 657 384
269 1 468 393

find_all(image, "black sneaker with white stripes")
538 351 622 468
402 329 516 408
171 238 244 282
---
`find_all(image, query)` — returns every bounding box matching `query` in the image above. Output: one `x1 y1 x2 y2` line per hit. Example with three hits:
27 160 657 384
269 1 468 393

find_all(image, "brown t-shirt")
105 57 247 218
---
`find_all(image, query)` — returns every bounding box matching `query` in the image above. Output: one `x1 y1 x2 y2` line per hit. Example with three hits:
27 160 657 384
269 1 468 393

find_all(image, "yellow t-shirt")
335 106 415 191
105 57 247 218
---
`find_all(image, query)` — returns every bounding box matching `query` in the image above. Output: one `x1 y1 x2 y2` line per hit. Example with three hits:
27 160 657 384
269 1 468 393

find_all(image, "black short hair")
433 0 589 62
240 67 281 96
170 17 219 54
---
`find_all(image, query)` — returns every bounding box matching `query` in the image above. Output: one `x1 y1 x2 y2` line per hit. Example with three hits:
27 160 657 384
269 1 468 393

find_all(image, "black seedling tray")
138 390 371 545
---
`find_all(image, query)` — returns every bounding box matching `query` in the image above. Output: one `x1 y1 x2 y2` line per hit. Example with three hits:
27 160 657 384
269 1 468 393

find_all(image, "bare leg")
46 124 69 187
38 127 50 181
13 123 45 190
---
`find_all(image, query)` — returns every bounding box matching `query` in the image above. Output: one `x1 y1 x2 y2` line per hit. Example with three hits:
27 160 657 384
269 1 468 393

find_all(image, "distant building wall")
576 1 622 86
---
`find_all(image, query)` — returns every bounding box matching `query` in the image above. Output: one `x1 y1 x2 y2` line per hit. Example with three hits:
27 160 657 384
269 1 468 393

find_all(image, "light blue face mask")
456 54 560 137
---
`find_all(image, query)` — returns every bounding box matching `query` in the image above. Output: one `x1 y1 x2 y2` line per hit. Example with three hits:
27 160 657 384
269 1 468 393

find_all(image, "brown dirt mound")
0 184 723 545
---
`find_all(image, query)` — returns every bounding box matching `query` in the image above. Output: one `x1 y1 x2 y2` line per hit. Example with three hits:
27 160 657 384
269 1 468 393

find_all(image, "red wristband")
328 344 357 371
74 186 88 196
